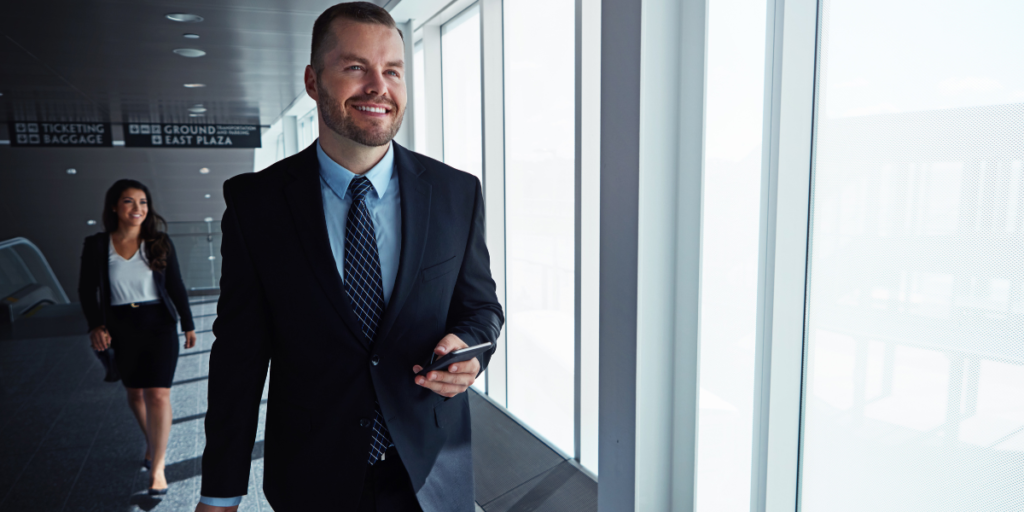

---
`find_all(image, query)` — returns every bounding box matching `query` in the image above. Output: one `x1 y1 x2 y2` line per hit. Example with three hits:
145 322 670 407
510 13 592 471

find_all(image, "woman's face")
114 188 148 229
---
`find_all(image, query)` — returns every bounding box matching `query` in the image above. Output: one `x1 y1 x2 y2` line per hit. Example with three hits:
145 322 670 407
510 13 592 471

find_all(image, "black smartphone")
417 342 494 376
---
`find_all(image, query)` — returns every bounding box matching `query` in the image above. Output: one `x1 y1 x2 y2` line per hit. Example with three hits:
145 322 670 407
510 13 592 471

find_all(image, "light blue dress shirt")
199 141 401 508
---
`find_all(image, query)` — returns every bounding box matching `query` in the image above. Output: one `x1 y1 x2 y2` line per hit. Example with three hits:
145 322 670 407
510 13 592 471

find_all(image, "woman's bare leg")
125 387 151 461
143 387 172 489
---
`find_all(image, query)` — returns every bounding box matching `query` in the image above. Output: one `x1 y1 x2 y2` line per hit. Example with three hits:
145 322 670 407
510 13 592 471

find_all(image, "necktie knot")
349 176 375 202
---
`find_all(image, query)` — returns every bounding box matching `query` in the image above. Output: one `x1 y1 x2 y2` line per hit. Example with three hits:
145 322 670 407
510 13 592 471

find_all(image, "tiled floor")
0 299 271 511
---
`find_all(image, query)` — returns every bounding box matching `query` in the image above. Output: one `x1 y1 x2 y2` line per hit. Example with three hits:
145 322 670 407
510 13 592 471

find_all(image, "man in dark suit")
194 3 503 511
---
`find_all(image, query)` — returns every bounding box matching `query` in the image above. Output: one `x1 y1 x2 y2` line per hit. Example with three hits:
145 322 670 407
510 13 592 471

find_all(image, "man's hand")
195 502 238 512
184 330 198 349
412 334 479 398
89 326 111 351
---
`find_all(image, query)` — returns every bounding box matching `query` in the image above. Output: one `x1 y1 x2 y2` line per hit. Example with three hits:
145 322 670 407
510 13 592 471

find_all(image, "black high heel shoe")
147 487 168 496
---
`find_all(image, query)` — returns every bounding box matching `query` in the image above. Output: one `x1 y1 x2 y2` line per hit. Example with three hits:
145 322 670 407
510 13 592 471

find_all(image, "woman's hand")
184 330 197 349
89 326 111 351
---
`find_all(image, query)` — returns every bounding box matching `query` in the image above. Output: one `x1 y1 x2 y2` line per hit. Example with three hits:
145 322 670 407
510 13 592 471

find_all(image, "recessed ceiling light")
166 13 204 23
66 168 77 175
183 33 200 39
208 256 216 261
173 48 206 58
87 220 97 226
204 217 213 222
183 83 206 88
199 167 210 174
188 105 207 113
204 194 211 198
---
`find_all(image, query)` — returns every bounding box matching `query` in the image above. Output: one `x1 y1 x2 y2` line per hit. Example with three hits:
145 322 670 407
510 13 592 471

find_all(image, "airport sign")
124 123 261 148
8 122 113 147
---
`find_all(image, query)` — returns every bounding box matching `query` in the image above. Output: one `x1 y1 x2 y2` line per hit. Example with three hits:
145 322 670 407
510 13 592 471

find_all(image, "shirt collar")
316 139 395 200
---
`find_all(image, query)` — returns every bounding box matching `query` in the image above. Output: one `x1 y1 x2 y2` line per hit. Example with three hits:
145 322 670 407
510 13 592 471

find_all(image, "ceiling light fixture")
173 48 206 58
199 167 210 174
87 220 97 226
183 33 200 39
205 194 211 198
183 83 206 88
188 105 207 113
66 168 77 175
204 217 213 222
166 13 204 23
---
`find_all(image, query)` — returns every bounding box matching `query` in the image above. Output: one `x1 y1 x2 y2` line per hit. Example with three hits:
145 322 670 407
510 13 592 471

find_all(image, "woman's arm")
163 237 196 333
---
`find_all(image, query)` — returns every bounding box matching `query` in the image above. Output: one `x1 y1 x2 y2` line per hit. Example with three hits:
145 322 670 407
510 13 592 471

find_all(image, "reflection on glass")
413 40 427 154
503 0 575 455
440 5 482 178
801 1 1024 510
696 0 766 509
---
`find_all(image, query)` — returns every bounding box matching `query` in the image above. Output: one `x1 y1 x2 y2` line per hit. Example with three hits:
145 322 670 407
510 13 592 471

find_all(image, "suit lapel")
375 143 431 347
283 145 369 350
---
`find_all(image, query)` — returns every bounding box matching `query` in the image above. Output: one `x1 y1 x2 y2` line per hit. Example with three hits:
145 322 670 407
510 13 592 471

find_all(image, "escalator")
0 237 85 340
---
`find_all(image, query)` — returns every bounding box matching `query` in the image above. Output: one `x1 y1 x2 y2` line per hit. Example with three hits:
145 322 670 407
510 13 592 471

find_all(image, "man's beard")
319 84 404 147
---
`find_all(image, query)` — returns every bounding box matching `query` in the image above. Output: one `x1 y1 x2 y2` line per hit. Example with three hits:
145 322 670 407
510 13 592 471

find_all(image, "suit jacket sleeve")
77 236 103 332
446 180 504 373
200 180 273 498
163 238 195 332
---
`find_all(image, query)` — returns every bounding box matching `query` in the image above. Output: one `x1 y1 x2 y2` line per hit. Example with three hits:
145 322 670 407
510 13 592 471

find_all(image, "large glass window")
696 0 767 509
440 4 482 178
800 1 1024 510
503 0 576 455
413 40 427 154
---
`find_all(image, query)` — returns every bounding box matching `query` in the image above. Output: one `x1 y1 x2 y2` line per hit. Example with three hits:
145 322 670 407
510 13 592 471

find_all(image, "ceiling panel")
0 0 388 127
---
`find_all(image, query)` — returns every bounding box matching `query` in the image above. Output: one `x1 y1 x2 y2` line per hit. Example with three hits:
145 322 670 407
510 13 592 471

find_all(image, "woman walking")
78 179 196 496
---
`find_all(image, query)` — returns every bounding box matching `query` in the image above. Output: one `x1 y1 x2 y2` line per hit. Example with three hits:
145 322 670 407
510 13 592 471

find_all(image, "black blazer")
77 232 195 333
200 142 503 512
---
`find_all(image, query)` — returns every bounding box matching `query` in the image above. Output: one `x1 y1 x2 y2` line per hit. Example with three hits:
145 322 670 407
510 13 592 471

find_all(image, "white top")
108 239 160 306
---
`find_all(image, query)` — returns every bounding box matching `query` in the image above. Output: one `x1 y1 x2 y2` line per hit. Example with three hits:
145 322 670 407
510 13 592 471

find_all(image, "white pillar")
394 20 415 149
598 0 709 509
479 0 507 405
282 115 298 157
576 0 602 475
422 25 444 161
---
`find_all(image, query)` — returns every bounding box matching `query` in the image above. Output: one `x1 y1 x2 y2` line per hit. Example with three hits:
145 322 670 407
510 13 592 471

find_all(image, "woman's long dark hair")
102 179 170 271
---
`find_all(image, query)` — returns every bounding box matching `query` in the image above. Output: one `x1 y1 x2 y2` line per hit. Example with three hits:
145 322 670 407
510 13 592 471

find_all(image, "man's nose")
365 71 388 98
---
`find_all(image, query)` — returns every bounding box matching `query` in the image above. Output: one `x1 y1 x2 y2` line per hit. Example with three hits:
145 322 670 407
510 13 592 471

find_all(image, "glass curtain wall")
696 0 767 509
440 4 482 179
413 40 427 154
503 0 576 455
800 1 1024 510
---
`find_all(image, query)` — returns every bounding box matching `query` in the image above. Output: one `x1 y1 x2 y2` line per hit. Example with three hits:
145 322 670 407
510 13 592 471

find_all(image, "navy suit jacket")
200 142 503 512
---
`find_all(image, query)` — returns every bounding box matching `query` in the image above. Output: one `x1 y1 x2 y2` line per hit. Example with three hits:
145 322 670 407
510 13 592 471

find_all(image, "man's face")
310 19 406 147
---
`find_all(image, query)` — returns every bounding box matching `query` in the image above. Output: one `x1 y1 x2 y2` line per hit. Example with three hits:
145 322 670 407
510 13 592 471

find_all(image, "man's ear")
304 65 319 101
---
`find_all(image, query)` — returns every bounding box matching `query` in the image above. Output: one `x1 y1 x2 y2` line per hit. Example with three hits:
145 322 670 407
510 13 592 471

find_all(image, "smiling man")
194 3 503 512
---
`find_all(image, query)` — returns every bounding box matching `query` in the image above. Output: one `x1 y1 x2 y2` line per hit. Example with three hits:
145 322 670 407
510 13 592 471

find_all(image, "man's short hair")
311 2 403 74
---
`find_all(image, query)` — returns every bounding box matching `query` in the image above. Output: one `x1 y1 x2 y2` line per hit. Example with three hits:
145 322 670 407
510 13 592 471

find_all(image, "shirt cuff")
200 495 243 507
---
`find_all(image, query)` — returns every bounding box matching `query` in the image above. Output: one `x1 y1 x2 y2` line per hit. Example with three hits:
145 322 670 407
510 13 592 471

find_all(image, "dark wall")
0 146 254 296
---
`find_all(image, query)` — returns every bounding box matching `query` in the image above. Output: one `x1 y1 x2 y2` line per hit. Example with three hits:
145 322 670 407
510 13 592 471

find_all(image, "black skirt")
107 302 179 388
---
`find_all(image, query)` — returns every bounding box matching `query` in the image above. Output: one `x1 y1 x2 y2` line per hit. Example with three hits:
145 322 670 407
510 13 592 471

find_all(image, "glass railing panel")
166 221 222 294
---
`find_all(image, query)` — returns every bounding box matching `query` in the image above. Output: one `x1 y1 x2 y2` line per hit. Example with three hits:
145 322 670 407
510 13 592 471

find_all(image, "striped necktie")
343 176 392 465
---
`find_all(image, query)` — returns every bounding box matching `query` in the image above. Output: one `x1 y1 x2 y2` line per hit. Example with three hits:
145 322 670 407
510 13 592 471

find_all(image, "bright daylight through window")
503 0 576 456
800 0 1024 510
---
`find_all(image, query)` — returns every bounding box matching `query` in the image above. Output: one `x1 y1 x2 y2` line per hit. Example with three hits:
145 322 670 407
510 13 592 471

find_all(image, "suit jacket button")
360 418 371 428
371 355 380 366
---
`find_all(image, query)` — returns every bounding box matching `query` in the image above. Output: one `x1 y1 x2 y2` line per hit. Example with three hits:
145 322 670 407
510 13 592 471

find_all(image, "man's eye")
348 65 363 71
